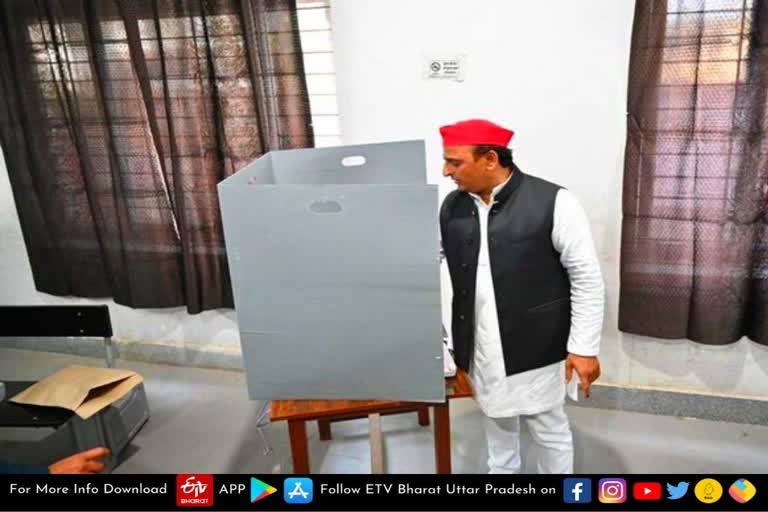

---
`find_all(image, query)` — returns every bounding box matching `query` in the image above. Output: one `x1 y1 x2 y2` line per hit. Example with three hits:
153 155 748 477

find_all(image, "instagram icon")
598 478 627 504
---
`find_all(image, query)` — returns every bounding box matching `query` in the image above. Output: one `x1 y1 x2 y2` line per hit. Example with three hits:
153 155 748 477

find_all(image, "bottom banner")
0 474 764 511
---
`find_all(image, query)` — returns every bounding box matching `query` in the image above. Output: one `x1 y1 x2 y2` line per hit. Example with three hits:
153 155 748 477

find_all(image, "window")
646 0 754 220
23 2 323 234
4 1 318 311
297 0 340 147
25 1 336 182
619 0 768 344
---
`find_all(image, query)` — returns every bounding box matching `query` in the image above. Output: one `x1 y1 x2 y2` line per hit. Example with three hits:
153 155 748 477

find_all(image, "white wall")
331 0 768 399
1 0 767 398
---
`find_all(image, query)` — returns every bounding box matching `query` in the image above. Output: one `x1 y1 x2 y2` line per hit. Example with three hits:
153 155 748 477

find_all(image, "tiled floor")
1 349 766 474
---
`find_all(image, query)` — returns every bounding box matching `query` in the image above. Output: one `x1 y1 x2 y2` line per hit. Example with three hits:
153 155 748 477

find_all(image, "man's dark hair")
472 145 513 169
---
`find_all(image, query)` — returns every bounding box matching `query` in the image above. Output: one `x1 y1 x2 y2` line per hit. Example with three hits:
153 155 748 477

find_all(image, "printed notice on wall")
424 55 466 82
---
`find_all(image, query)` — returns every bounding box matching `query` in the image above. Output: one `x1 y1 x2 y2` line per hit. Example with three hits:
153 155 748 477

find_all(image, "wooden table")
271 369 473 474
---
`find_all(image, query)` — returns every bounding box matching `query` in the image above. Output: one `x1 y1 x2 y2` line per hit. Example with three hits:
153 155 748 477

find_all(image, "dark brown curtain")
620 0 768 345
0 0 314 313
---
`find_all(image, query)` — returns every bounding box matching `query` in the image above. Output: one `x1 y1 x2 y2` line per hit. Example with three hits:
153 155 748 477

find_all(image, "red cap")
439 119 514 147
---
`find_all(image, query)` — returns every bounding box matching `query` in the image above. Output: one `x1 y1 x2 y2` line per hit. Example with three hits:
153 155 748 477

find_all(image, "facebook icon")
564 478 592 504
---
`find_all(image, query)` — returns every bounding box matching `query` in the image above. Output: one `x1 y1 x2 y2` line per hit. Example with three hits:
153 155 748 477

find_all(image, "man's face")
442 145 488 193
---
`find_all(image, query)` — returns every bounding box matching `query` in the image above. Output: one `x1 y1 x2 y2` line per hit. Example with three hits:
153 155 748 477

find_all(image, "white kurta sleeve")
551 189 605 357
439 238 454 351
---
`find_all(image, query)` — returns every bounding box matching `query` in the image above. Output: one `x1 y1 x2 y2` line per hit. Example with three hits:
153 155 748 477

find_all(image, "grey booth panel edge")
218 140 428 187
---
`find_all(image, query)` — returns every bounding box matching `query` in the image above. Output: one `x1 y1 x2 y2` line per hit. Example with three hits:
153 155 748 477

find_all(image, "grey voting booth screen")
218 140 446 402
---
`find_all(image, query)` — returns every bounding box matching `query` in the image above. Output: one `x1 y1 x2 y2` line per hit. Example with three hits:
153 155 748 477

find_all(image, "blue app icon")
284 477 313 504
564 478 592 504
667 481 690 500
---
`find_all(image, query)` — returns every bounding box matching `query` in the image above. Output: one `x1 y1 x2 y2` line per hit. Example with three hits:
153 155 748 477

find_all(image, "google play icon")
251 478 277 503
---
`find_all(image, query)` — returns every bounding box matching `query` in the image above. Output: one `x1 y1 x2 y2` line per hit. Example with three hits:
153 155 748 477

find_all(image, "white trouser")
483 404 573 474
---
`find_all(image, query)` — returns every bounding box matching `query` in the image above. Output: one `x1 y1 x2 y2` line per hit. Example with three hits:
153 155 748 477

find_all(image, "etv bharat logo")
176 474 214 507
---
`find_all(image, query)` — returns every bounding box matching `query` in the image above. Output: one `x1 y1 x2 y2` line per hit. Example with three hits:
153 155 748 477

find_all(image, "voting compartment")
218 141 445 402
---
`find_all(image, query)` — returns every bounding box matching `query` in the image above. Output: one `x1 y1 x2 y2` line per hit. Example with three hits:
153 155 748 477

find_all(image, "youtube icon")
633 482 662 501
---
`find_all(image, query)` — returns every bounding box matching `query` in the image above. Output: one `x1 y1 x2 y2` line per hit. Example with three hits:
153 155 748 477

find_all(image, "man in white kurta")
439 119 604 474
470 179 603 473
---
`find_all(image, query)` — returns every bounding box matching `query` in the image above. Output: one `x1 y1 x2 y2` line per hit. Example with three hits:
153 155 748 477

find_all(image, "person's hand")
565 354 601 398
48 447 110 474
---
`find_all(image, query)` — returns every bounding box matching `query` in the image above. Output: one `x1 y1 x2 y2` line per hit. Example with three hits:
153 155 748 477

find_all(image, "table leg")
369 413 384 474
288 420 310 473
433 402 451 474
417 407 430 426
318 420 332 441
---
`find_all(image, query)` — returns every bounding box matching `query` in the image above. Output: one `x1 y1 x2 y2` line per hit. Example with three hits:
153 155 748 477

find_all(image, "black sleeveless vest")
439 166 571 376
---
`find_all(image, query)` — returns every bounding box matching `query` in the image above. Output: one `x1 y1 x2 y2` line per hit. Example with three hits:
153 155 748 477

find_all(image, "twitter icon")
667 482 690 500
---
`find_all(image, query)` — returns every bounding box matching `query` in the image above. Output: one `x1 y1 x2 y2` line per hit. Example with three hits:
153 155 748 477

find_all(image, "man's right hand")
49 447 110 474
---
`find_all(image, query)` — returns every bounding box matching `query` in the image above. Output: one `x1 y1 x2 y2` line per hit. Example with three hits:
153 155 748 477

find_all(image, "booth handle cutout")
309 200 343 214
341 156 366 167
